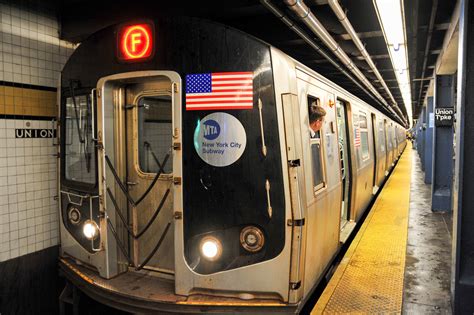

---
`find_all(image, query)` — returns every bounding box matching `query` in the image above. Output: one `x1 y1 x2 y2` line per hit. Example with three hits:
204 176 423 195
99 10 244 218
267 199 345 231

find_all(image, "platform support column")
431 75 455 212
424 97 434 184
416 112 423 156
452 0 474 312
417 106 426 167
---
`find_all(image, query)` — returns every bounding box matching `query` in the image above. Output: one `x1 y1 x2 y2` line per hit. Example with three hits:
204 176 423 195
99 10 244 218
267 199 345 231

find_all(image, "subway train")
58 16 406 314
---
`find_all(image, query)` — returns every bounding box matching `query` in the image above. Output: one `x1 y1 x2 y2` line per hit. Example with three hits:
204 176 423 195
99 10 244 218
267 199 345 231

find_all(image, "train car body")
58 17 406 313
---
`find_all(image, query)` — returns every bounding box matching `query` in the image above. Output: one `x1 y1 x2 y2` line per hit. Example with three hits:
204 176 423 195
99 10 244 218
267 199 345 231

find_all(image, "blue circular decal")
194 112 247 167
202 119 221 140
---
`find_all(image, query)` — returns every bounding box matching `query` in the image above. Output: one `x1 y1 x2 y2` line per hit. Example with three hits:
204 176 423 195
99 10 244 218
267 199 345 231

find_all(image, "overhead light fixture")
373 0 413 127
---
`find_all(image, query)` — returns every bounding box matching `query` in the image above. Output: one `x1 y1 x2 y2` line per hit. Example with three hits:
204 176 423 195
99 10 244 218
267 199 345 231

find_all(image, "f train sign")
15 128 56 138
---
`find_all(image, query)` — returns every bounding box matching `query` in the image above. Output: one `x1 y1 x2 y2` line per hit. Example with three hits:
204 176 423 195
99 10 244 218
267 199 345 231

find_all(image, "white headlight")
200 236 222 261
83 220 99 240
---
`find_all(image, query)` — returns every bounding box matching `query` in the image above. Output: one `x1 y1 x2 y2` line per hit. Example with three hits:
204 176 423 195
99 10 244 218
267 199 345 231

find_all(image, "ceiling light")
374 0 413 127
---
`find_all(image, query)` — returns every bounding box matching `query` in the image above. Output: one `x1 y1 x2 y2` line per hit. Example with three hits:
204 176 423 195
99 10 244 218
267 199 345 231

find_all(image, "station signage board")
435 108 454 127
15 128 56 138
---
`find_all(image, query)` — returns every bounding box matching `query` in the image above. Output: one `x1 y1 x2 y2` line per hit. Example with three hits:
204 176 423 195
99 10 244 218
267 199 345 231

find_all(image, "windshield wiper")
84 95 92 172
69 80 91 173
69 80 84 144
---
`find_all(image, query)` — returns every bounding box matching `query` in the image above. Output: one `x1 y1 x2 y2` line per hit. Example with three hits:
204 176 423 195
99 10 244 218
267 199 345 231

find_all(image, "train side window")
137 95 173 174
378 121 385 152
307 95 326 192
358 113 370 161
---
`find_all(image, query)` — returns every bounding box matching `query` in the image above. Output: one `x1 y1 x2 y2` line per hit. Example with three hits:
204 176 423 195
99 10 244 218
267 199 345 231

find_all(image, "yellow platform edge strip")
313 144 412 314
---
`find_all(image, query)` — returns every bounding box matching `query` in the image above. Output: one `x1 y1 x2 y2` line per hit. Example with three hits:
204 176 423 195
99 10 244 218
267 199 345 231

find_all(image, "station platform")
313 144 452 314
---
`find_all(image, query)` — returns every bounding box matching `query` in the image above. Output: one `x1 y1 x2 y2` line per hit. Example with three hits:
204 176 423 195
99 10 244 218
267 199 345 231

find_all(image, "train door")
384 119 391 174
371 113 378 193
96 71 181 276
394 126 398 155
336 100 351 230
378 119 386 180
125 82 175 273
390 123 395 162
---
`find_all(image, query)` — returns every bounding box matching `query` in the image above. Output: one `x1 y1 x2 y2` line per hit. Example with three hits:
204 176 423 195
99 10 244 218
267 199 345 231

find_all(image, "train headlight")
200 236 222 261
83 220 99 240
240 226 264 252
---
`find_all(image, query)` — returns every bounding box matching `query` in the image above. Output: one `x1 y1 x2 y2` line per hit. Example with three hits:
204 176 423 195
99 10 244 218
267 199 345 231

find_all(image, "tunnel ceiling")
405 0 457 120
59 0 457 124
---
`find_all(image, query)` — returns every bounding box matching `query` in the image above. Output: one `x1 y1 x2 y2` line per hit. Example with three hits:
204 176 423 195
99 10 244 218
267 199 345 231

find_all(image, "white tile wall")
0 1 76 262
0 119 58 262
0 1 76 88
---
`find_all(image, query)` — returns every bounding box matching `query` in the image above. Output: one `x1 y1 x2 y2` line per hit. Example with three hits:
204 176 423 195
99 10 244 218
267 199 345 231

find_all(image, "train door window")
387 125 390 145
64 94 96 184
390 124 394 149
378 121 385 153
137 94 173 174
308 95 326 192
358 112 370 161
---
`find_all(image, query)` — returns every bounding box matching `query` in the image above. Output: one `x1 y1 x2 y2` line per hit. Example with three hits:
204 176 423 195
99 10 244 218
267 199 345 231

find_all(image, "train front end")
58 18 300 313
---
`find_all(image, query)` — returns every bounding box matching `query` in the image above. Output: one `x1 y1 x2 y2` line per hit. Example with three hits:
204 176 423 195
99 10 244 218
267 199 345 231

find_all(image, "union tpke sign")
434 108 454 127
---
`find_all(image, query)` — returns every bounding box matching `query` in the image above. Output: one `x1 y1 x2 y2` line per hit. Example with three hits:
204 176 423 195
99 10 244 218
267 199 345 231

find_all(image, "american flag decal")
185 72 254 110
354 127 361 147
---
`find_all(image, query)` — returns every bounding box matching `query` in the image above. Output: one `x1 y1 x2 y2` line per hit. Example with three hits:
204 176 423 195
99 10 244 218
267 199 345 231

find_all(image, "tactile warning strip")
313 145 412 314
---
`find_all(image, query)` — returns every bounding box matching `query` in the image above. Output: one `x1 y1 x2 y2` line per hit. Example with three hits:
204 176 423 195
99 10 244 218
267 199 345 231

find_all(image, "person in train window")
309 102 327 138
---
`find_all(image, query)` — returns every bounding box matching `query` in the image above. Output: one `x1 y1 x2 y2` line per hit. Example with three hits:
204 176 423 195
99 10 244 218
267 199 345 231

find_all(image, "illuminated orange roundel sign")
118 23 153 61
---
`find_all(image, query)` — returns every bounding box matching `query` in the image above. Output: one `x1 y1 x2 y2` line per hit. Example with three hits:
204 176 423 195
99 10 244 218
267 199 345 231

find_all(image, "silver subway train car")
58 17 406 313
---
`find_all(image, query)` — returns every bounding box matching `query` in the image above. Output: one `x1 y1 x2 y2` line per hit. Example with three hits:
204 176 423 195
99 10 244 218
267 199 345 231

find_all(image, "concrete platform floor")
402 146 453 314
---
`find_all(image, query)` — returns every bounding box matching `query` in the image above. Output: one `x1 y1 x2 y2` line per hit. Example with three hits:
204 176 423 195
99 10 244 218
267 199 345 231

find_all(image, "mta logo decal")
203 120 220 140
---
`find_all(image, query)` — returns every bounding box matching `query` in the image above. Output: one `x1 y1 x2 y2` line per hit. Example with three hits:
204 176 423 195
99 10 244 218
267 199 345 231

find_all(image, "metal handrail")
106 186 171 239
104 151 169 207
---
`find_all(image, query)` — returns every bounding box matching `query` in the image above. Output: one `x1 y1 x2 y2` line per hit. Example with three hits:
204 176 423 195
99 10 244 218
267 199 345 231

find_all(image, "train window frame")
307 94 327 194
389 123 394 149
378 120 385 153
358 112 370 162
60 89 99 191
134 91 173 179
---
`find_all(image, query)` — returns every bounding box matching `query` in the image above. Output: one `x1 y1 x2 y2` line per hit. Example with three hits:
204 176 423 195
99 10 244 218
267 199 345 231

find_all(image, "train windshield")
64 94 96 184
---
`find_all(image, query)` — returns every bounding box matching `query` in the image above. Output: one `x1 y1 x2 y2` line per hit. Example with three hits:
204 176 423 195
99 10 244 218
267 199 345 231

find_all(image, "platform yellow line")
313 144 412 314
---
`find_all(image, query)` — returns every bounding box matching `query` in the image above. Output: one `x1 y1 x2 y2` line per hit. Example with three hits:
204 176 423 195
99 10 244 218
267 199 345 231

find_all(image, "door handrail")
106 186 171 239
105 211 172 270
104 151 170 207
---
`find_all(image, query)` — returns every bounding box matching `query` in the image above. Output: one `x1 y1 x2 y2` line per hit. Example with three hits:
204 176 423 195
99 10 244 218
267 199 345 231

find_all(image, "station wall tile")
0 1 75 262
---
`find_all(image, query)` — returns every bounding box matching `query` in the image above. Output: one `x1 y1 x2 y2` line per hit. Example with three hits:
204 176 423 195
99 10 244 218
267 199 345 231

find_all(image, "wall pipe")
328 0 406 120
260 0 388 111
260 0 405 122
283 0 406 123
